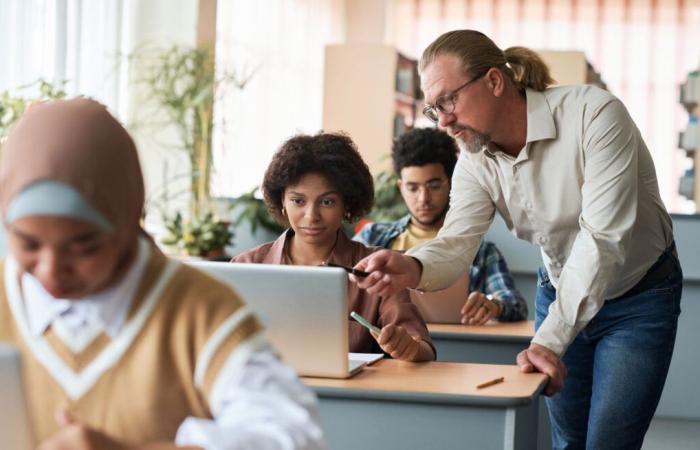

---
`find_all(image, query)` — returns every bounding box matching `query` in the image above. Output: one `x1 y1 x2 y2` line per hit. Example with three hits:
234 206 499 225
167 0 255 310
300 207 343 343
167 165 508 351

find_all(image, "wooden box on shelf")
537 50 606 89
322 44 422 174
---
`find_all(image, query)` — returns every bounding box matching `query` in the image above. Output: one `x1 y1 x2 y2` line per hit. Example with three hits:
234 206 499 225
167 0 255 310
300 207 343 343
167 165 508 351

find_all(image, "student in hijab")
0 99 325 450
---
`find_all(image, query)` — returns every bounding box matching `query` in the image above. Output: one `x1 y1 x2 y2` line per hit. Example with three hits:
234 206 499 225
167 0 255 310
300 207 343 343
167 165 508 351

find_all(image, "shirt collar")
264 229 293 264
23 236 151 338
266 228 355 267
525 88 557 143
480 89 555 160
397 214 412 230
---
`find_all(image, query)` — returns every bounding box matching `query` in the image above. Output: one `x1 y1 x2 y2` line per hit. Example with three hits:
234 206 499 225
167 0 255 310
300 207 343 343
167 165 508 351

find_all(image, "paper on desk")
349 353 383 365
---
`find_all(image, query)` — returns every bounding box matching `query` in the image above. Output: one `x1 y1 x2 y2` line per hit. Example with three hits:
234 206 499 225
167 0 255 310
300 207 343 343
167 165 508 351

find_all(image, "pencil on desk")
476 376 505 389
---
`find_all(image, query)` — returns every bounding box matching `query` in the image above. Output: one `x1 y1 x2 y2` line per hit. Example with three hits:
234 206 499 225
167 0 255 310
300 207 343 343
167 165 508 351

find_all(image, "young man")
354 127 527 325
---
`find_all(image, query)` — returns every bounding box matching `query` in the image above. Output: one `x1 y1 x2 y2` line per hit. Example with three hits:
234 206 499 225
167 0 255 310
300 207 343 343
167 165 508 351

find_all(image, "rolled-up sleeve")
532 99 639 355
175 339 326 450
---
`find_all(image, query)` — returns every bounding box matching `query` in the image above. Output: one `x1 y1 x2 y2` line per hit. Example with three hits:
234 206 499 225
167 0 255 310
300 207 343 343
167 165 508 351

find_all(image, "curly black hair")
392 128 458 179
262 132 374 224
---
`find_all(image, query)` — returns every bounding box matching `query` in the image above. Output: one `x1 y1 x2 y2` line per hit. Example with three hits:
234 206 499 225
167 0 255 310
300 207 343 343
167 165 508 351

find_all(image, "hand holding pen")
323 262 371 278
350 249 423 297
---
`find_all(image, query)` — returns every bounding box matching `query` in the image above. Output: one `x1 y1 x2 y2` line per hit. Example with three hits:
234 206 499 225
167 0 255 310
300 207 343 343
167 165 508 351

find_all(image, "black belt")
611 242 678 301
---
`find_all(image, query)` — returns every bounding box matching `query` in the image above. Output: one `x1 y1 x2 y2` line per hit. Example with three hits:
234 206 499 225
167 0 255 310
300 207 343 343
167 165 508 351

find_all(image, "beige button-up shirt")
408 85 674 355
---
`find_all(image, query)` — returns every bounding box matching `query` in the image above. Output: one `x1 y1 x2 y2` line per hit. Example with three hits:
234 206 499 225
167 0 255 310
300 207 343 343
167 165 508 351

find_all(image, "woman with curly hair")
233 132 435 362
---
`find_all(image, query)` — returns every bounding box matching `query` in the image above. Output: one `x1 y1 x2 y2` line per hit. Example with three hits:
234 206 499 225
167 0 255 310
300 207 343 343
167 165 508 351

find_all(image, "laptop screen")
188 262 351 378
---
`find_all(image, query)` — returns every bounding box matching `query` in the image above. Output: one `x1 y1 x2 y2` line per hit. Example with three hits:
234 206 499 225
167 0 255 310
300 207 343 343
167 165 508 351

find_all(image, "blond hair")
419 30 554 92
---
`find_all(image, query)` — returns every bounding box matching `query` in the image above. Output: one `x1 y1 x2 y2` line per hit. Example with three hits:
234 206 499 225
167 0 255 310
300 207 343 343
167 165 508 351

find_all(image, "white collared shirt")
408 85 673 356
23 237 150 347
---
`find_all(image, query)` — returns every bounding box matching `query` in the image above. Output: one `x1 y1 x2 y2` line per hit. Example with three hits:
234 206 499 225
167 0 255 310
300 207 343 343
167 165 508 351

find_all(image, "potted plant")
369 170 409 221
229 186 285 235
161 211 233 259
131 45 254 257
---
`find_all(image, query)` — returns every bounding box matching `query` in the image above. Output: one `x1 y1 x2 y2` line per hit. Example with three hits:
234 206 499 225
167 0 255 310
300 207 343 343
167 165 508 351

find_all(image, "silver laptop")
188 261 367 378
0 344 34 450
409 273 470 323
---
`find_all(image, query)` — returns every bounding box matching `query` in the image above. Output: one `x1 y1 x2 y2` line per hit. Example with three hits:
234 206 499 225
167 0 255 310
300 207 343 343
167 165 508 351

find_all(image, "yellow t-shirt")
390 221 439 252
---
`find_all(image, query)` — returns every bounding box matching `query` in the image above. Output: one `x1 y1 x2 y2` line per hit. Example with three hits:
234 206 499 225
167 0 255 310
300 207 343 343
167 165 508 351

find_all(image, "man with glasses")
354 127 527 324
352 30 681 450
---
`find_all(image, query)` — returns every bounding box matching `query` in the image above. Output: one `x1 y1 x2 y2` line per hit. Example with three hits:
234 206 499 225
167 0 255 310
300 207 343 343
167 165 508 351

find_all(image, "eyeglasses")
422 72 486 124
402 179 449 197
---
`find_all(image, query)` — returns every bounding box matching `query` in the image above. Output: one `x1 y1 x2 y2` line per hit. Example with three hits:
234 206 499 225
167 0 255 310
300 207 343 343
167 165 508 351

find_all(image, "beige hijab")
0 98 144 245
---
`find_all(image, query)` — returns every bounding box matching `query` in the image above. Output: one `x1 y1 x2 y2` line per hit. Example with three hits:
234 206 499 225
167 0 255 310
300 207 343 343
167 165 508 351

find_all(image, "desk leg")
537 397 552 450
504 401 539 450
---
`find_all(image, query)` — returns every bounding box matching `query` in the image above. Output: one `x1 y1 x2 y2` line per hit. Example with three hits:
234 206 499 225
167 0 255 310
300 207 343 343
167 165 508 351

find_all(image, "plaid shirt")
354 214 528 321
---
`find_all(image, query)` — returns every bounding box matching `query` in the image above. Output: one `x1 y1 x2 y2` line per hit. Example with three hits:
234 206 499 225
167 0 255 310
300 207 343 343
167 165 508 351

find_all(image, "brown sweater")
233 230 433 355
0 246 262 445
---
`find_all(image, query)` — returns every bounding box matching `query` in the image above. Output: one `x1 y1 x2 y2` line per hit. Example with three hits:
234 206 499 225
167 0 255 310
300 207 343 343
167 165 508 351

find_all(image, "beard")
454 126 491 154
411 203 450 228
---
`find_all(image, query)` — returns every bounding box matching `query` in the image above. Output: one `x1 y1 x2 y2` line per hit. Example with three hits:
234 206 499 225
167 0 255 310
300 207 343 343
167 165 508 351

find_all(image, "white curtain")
386 0 700 213
211 0 345 197
0 0 130 119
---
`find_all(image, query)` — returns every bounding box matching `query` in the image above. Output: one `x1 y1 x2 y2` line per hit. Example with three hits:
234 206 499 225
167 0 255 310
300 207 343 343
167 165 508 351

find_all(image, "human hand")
350 250 422 298
461 292 501 325
374 324 423 361
516 343 567 396
37 409 135 450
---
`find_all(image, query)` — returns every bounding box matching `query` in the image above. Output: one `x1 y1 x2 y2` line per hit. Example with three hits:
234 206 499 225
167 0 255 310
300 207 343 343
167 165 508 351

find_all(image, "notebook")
0 344 33 450
409 272 470 324
189 261 372 378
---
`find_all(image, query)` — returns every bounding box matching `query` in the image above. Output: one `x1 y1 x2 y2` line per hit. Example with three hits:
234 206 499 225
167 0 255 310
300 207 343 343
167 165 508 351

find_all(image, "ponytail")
503 47 555 92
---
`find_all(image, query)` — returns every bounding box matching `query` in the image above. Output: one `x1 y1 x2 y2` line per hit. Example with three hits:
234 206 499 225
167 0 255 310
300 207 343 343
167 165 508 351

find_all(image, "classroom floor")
642 418 700 450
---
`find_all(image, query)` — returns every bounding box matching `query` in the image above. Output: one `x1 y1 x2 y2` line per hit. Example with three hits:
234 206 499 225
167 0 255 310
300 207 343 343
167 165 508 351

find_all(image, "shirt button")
553 261 562 268
538 235 548 244
526 201 533 209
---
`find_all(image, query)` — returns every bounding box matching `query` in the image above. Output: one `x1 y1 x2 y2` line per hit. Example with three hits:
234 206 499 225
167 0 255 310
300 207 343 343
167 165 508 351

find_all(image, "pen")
325 262 371 278
476 376 505 389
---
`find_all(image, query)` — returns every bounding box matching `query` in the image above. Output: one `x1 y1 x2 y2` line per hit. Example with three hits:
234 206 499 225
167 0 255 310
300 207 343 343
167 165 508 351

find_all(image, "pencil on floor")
476 376 504 389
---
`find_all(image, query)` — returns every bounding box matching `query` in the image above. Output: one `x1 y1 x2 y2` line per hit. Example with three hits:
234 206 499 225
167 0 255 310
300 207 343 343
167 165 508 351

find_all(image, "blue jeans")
535 247 682 450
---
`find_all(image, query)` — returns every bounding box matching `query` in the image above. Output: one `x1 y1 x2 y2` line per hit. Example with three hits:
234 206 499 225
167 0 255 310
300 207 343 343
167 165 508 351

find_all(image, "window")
0 0 130 119
211 0 344 197
386 0 700 213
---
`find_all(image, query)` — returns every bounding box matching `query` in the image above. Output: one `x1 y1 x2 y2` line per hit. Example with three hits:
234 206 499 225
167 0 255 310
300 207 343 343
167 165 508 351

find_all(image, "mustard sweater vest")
0 247 262 445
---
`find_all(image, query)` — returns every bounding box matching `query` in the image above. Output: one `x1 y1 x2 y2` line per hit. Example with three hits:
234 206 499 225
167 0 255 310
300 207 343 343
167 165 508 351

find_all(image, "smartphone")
350 311 381 334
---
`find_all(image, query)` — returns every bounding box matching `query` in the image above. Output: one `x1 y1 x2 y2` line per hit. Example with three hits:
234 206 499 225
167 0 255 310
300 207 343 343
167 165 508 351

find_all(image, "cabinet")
678 71 700 207
322 44 422 174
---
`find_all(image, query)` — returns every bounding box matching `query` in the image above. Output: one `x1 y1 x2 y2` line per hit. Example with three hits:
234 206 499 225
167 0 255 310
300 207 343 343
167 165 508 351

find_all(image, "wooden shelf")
322 44 421 174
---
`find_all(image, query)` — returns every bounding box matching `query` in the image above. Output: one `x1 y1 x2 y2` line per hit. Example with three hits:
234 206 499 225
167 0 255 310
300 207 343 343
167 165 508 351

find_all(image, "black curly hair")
392 128 458 179
262 132 374 224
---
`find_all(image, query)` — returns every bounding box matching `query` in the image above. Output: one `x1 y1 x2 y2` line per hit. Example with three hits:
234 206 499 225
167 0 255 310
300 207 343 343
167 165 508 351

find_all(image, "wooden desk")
428 320 535 365
428 320 551 450
304 359 547 450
